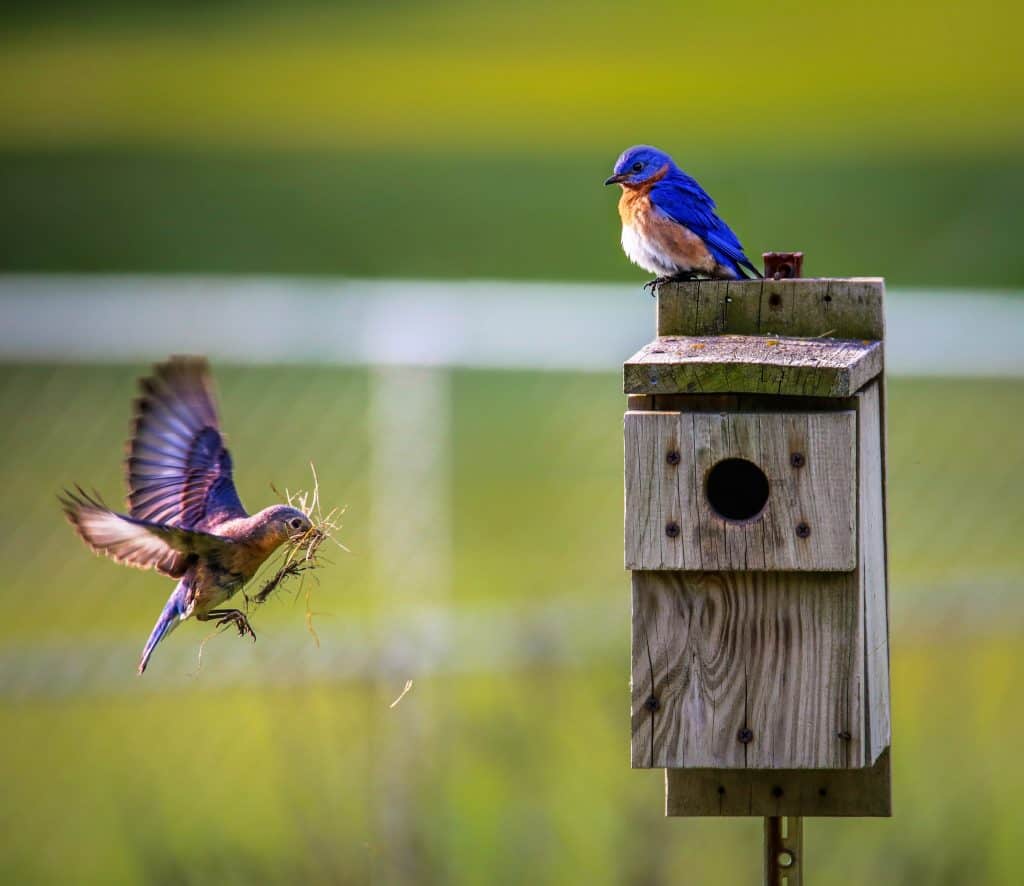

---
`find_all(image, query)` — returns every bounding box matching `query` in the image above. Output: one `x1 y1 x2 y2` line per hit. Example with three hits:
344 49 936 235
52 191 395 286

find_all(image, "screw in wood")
666 450 681 466
790 452 806 468
644 695 661 712
836 730 852 741
795 521 811 538
771 786 784 798
665 521 681 538
737 727 754 744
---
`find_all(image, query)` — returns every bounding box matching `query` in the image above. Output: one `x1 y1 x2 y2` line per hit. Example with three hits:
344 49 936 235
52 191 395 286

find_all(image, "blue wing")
649 172 761 278
126 357 247 531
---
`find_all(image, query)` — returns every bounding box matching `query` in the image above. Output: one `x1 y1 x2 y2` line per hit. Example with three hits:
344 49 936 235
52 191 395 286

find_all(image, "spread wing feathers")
650 174 762 279
127 356 247 531
61 488 234 577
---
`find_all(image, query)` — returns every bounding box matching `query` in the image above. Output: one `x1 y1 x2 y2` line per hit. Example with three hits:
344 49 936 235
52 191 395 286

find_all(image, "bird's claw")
216 610 256 642
643 276 669 296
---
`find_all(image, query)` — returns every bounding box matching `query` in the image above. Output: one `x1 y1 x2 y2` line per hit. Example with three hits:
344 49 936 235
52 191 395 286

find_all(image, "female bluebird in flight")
61 357 313 674
605 145 761 287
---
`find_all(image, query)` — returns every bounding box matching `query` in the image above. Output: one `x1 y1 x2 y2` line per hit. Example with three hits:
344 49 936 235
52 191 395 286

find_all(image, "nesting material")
248 465 346 640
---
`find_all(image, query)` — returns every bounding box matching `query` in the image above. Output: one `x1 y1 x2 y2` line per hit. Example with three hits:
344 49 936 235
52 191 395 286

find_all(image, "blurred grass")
1 365 1023 883
2 149 1023 287
0 1 1020 153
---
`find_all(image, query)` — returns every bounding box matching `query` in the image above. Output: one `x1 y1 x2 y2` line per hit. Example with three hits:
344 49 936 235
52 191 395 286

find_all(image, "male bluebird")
605 145 761 287
61 357 314 674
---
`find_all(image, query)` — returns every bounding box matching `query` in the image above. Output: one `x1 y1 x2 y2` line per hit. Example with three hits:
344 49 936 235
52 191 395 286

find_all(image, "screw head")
665 521 681 538
795 521 811 539
836 730 852 741
737 727 753 744
790 452 806 468
666 450 681 466
644 695 661 712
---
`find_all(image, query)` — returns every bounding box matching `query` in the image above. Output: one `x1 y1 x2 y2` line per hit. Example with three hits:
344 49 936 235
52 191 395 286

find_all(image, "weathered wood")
625 410 857 571
624 335 882 398
631 571 863 770
764 816 803 886
858 381 890 763
665 750 891 817
657 278 885 340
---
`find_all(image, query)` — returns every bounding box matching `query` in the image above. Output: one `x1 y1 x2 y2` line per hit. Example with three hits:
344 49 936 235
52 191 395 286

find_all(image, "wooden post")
764 816 803 885
624 264 892 883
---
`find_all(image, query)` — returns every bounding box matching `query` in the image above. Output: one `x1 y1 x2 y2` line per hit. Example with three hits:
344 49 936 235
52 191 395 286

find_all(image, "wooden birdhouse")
624 272 891 839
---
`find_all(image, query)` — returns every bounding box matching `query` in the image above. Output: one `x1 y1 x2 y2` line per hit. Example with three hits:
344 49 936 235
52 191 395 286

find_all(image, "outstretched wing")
650 174 761 279
61 488 235 577
128 356 246 531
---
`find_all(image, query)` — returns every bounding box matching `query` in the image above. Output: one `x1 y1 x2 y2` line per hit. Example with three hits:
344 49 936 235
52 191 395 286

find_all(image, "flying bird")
61 357 314 674
605 145 761 288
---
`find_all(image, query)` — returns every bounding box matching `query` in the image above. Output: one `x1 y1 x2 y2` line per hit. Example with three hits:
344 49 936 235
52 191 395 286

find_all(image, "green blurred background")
2 2 1023 884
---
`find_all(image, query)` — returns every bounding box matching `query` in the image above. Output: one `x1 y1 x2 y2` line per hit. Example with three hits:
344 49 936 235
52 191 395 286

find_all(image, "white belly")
621 223 679 276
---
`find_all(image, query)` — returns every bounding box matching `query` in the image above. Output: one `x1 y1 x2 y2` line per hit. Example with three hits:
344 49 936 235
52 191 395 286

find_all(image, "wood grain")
625 410 857 571
664 750 891 817
631 571 863 770
657 278 885 340
623 334 882 398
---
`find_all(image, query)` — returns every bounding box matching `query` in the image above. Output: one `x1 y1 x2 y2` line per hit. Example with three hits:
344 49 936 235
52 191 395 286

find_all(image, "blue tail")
139 582 187 675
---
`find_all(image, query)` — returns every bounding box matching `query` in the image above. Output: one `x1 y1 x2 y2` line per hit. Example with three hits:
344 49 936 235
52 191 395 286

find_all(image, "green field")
3 149 1024 288
2 365 1023 884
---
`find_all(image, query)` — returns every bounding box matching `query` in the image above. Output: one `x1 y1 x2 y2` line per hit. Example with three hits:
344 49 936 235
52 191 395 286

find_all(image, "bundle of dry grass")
247 465 346 642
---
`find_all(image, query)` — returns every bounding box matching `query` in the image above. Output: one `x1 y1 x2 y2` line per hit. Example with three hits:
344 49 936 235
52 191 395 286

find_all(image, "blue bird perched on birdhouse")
605 145 762 289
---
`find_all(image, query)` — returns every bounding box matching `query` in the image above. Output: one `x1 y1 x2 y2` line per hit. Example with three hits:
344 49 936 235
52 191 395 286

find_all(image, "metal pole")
764 816 803 885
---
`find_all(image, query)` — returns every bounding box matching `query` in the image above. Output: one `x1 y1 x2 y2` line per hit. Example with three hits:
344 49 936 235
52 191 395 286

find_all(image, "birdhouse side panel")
858 380 891 764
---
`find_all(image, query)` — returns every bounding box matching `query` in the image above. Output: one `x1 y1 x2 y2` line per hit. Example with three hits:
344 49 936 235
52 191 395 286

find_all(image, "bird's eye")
632 161 643 172
289 518 304 530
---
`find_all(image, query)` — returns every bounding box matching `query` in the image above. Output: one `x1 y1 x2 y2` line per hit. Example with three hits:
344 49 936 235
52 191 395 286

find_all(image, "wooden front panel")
631 571 864 770
625 410 856 572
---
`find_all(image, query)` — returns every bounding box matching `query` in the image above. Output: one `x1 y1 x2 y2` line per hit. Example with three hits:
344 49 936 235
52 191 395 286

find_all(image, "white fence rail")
2 275 1023 375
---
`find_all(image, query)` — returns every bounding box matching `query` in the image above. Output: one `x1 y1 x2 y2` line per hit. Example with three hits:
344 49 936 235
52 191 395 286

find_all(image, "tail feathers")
139 586 187 675
737 257 763 279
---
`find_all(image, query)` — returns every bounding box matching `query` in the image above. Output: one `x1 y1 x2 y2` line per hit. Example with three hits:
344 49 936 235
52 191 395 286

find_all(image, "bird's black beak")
604 173 628 186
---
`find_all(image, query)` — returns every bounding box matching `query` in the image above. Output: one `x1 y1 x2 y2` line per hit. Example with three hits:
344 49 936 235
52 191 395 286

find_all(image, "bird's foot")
201 608 256 642
643 276 671 296
644 271 701 296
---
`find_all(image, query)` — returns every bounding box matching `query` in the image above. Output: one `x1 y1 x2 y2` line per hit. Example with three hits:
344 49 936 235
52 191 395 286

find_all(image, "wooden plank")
624 411 857 571
631 571 863 770
664 750 891 817
657 278 885 340
623 335 882 398
858 381 891 763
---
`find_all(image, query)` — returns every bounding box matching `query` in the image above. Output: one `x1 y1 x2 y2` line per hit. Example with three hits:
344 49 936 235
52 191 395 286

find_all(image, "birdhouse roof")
623 277 885 397
624 334 882 397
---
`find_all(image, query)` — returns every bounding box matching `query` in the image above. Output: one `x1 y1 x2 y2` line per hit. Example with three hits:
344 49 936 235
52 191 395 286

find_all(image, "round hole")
706 458 769 522
778 851 795 868
768 292 783 308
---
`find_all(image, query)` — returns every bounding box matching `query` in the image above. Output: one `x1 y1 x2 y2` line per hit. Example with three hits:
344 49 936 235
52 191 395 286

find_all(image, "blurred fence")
1 275 1023 699
3 274 1024 373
